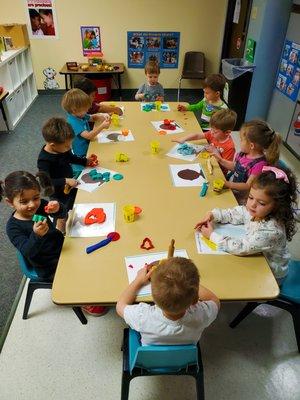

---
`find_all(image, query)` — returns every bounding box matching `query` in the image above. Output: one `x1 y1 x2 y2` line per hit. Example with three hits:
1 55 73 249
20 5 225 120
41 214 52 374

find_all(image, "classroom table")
59 63 125 99
52 102 279 307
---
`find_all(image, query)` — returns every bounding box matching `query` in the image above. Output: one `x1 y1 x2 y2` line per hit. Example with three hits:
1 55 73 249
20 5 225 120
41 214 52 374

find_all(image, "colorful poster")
80 26 102 57
25 0 58 39
127 31 180 69
275 40 300 102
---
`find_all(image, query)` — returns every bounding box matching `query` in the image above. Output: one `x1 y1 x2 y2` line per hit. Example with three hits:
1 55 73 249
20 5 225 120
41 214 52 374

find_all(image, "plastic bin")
90 78 111 102
222 58 255 129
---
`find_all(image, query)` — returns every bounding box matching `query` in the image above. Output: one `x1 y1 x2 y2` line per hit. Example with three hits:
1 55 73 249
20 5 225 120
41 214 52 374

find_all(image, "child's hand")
137 93 145 100
44 200 59 214
194 212 214 230
94 112 110 122
200 221 214 239
172 137 185 144
156 96 164 102
134 265 152 286
209 148 222 160
65 178 78 188
177 104 187 112
33 220 49 237
100 119 111 130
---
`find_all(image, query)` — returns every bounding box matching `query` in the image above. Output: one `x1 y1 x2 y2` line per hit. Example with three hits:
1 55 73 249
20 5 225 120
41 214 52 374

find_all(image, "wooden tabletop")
0 90 9 102
59 63 125 75
52 102 279 305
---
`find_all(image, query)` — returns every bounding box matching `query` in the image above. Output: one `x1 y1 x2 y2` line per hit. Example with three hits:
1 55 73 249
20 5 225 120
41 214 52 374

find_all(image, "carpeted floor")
0 88 203 343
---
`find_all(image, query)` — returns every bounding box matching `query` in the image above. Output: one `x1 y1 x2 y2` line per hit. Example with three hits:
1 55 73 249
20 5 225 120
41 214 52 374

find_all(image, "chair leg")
121 371 131 400
177 79 182 102
23 281 52 319
72 306 88 325
229 302 260 328
195 370 205 400
291 308 300 353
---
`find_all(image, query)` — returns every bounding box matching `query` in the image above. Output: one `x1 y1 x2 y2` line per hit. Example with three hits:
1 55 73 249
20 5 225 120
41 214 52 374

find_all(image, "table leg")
0 100 10 131
64 75 68 90
72 306 88 324
118 74 122 100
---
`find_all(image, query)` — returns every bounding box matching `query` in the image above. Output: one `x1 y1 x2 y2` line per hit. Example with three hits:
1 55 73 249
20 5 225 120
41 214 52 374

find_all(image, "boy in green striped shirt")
178 73 227 130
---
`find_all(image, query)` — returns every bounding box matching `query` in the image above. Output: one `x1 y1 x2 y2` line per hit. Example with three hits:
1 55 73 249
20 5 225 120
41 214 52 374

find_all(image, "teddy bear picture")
43 67 59 89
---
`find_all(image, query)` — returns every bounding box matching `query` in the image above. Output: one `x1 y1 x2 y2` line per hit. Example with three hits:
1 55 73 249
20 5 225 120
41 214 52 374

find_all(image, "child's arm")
195 206 247 232
116 266 152 318
186 98 204 113
198 285 220 309
135 85 145 101
211 152 235 171
224 174 255 191
98 103 123 115
80 118 110 141
172 132 205 144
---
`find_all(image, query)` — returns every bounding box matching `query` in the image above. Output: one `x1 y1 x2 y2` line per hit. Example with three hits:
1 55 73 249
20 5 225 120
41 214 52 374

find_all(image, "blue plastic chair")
121 328 205 400
229 260 300 352
17 251 87 324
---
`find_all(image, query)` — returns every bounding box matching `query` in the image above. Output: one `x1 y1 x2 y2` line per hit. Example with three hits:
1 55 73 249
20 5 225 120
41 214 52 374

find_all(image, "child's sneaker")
82 305 109 317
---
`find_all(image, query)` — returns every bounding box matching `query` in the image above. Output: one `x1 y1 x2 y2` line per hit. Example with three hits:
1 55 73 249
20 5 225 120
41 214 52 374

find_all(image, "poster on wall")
275 40 300 102
127 31 180 69
285 101 300 159
25 0 58 39
80 26 102 57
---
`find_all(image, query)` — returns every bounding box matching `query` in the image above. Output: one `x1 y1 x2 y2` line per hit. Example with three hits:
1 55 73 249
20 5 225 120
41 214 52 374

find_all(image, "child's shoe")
82 305 108 317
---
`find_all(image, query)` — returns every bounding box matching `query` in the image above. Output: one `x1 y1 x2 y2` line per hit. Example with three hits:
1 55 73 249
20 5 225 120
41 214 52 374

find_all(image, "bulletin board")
275 39 300 102
127 31 180 69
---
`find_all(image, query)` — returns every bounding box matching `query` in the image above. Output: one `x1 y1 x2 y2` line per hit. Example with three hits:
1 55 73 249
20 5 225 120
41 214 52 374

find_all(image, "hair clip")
262 166 289 183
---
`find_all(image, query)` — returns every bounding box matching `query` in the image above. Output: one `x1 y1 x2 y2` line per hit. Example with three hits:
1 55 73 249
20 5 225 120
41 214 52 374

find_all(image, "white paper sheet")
125 249 189 296
195 224 246 254
97 129 134 143
76 167 118 192
151 120 184 134
166 143 206 162
169 163 206 187
140 103 171 112
68 203 116 237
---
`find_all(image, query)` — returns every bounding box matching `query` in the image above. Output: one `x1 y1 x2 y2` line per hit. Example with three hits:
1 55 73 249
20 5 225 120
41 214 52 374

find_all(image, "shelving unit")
0 47 38 130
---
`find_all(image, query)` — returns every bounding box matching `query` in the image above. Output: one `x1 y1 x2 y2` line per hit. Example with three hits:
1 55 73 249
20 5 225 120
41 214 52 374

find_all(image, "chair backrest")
129 328 198 374
181 51 205 79
280 260 300 304
16 251 40 281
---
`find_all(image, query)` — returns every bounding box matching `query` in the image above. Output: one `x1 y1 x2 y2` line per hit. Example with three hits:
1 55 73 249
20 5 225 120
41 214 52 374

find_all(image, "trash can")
89 77 111 102
222 58 255 129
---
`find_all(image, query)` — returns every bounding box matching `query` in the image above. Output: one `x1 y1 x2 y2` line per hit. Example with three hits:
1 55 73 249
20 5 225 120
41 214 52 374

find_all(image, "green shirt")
187 99 228 129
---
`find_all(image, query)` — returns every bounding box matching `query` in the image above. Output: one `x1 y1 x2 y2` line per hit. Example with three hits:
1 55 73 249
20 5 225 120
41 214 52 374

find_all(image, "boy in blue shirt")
61 88 110 157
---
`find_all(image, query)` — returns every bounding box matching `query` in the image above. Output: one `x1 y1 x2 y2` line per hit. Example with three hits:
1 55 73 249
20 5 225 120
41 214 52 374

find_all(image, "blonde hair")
61 88 91 114
145 60 160 75
151 257 199 314
210 109 237 131
241 120 281 165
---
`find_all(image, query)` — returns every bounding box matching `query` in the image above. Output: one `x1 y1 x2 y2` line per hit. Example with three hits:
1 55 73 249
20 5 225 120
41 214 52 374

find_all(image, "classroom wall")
0 0 227 90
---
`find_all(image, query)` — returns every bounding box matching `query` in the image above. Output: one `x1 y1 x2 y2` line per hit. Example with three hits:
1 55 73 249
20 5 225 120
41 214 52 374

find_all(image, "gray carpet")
0 88 202 341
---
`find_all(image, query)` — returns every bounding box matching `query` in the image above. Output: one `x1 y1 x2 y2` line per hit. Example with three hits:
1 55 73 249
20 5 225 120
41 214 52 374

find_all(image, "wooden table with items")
59 63 125 99
52 102 279 307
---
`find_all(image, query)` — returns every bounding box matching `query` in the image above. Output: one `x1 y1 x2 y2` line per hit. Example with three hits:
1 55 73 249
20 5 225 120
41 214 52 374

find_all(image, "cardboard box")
0 24 29 48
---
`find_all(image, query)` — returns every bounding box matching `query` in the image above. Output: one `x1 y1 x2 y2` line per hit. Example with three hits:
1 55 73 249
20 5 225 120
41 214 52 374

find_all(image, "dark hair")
204 73 226 93
241 120 281 165
42 117 74 143
145 60 160 75
74 77 97 96
210 108 237 131
29 9 40 19
151 257 199 313
251 168 298 241
0 171 53 202
39 9 53 17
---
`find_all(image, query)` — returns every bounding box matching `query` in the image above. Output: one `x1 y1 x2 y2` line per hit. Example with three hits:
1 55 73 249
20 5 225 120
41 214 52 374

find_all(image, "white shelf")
0 47 37 130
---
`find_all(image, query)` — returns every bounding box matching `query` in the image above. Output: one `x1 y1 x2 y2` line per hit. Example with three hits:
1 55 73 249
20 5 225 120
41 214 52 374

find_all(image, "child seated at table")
135 60 164 102
116 257 220 345
195 166 298 283
37 117 95 231
1 170 65 279
74 77 123 116
177 73 227 130
61 88 111 158
173 108 237 173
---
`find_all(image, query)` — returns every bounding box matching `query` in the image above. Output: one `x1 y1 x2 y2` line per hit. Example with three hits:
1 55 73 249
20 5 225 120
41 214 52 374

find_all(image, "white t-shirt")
124 300 218 346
